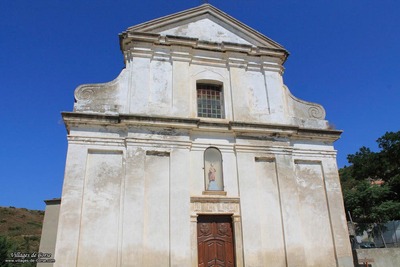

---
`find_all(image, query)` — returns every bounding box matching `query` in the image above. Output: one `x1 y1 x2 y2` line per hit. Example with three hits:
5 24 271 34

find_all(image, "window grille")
197 84 224 118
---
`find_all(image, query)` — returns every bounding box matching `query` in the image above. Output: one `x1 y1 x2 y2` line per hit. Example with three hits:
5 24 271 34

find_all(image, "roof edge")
121 4 288 54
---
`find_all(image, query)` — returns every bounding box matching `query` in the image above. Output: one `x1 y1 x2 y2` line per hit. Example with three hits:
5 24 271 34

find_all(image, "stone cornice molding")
121 33 286 72
62 112 342 142
66 133 337 157
234 145 293 155
122 32 287 60
125 138 191 149
68 136 193 150
234 144 337 157
292 149 338 159
190 143 235 153
67 136 126 147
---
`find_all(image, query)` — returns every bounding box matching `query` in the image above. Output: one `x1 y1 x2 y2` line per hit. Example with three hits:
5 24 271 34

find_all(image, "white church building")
39 4 354 267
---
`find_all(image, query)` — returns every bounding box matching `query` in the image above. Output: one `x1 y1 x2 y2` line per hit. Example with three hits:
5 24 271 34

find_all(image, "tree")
0 236 15 267
340 131 400 224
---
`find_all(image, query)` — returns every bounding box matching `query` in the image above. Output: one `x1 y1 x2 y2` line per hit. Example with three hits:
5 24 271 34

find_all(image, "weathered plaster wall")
74 14 327 130
53 124 353 267
53 134 195 267
38 200 60 267
77 151 123 266
238 154 286 267
142 152 170 266
159 17 253 45
294 161 336 266
75 55 292 124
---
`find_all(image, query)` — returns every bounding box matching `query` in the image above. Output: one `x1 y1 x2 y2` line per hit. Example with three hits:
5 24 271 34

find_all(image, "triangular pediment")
125 4 286 50
158 17 253 46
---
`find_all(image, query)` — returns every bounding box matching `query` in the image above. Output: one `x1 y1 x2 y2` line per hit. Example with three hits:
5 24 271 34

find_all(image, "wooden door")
197 215 235 267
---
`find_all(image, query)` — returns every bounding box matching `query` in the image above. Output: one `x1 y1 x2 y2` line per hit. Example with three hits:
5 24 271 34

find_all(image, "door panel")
197 216 235 267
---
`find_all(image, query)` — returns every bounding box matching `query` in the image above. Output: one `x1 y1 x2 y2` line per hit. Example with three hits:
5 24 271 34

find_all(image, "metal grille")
197 84 224 118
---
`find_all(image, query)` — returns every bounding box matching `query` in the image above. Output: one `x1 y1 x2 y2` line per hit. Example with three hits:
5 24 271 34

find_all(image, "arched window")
204 147 224 191
197 82 224 119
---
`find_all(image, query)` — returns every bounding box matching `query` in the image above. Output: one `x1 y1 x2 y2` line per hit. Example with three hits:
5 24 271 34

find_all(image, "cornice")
44 198 61 205
190 143 235 153
65 134 338 157
62 112 342 142
121 32 288 67
125 138 192 149
67 136 126 147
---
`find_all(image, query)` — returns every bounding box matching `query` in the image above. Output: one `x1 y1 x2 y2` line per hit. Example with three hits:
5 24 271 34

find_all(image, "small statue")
208 163 219 190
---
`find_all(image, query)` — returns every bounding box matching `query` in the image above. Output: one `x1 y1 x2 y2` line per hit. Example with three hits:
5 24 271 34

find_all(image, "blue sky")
1 0 399 210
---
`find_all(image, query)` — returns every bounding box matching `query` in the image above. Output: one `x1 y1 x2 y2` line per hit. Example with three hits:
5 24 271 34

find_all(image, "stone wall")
355 248 400 267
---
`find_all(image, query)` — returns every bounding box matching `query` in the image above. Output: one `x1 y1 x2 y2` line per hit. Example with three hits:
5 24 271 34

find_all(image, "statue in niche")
204 147 224 191
208 163 218 190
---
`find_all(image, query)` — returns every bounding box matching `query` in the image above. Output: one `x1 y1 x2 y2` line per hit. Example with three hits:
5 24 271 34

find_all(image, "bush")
0 235 16 267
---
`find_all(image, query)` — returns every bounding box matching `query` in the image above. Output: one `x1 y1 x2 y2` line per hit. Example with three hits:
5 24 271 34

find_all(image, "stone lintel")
191 196 239 203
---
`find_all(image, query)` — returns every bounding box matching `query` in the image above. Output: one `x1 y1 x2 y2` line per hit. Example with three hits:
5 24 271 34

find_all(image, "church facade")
42 4 353 267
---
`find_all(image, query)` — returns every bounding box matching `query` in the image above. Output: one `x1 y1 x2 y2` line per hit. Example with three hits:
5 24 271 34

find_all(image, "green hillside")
0 206 44 266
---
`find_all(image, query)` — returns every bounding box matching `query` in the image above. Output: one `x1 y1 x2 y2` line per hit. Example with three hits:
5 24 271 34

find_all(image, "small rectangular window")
197 84 224 118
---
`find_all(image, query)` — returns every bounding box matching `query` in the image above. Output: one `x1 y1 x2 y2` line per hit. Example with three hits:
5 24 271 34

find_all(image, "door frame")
190 196 243 267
